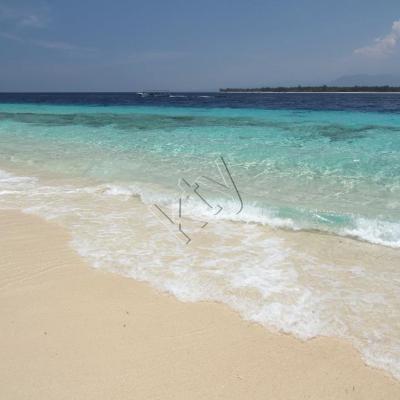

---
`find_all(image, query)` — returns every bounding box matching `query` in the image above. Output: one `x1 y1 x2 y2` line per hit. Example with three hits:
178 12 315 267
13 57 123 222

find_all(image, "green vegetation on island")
220 85 400 93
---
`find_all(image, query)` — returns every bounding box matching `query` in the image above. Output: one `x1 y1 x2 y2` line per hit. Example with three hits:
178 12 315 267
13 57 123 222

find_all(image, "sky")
1 0 400 91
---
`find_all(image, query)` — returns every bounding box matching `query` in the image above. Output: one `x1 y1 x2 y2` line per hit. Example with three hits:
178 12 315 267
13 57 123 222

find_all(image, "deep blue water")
2 92 400 112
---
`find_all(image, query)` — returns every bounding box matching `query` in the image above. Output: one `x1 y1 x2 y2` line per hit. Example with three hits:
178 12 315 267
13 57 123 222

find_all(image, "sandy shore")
1 210 400 399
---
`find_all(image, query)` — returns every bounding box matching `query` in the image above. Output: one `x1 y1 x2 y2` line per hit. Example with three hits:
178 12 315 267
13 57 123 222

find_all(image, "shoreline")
1 210 400 399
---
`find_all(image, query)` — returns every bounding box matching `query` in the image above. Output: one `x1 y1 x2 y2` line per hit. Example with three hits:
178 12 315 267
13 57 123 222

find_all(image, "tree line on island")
220 85 400 93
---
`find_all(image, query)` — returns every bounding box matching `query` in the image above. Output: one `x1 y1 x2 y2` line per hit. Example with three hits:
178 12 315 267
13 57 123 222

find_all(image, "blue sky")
1 0 400 91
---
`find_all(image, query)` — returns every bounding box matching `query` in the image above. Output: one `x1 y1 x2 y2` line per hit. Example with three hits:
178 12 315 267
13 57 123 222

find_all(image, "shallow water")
0 94 399 379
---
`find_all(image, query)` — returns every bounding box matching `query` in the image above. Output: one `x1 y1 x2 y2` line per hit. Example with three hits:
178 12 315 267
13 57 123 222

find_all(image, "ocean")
0 92 399 379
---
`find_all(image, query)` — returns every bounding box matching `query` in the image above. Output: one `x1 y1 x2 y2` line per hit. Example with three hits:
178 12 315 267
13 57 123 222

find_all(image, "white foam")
344 218 400 248
76 181 400 248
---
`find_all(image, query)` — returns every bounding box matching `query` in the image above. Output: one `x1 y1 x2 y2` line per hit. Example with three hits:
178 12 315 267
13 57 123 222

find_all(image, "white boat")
137 91 170 97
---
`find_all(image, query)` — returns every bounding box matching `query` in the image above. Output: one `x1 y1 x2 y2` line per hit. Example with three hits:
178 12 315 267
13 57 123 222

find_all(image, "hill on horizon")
329 74 400 87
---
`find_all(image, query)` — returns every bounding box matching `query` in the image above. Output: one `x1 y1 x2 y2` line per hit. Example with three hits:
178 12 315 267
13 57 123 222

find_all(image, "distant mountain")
330 74 400 87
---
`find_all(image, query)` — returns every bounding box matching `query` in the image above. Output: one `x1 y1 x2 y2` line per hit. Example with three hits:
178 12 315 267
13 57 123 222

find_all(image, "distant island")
220 86 400 93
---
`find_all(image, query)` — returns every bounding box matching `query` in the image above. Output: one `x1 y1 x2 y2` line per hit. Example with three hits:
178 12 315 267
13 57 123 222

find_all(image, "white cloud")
0 4 48 29
0 4 95 53
354 19 400 57
18 14 46 29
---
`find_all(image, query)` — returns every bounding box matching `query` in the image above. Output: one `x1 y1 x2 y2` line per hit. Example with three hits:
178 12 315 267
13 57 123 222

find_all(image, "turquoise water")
1 100 400 380
1 103 400 246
